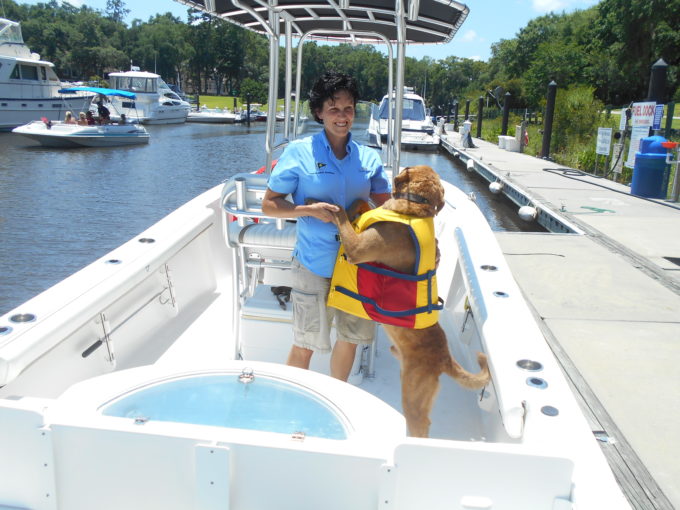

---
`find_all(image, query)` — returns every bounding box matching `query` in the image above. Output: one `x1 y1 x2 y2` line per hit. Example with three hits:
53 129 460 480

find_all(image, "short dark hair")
309 71 360 124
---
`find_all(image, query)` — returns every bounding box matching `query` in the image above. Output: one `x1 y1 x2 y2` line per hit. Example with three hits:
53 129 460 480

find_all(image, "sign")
625 125 651 168
596 127 613 155
631 101 656 127
612 143 624 174
619 108 628 130
652 104 664 130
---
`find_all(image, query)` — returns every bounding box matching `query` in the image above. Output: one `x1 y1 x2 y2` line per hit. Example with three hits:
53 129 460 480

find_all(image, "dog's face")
384 165 445 217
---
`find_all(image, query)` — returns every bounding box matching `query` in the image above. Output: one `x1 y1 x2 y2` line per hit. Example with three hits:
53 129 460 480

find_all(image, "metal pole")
501 92 511 136
664 102 675 139
540 80 557 159
393 0 407 171
476 96 483 138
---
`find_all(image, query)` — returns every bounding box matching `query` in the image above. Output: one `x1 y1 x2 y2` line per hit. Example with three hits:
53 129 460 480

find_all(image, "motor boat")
106 70 191 124
0 18 93 131
0 2 630 509
368 87 439 150
187 106 237 123
11 86 149 147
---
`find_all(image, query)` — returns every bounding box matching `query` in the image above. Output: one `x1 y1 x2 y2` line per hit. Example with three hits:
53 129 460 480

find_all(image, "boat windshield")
0 19 24 44
110 75 158 93
378 98 426 121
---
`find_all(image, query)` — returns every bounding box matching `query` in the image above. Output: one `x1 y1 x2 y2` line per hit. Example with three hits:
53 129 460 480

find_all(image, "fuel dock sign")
631 102 656 127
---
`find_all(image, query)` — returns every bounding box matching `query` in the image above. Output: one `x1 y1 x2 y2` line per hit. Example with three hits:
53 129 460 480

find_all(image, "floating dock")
440 129 680 509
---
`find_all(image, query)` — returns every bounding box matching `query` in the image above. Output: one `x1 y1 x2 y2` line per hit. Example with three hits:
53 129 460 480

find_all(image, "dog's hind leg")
400 363 441 438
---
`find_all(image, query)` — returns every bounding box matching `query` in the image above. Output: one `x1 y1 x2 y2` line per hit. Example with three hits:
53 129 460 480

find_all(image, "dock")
439 130 680 509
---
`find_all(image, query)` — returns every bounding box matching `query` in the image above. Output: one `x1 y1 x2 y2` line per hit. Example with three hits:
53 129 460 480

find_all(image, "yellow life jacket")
327 207 442 329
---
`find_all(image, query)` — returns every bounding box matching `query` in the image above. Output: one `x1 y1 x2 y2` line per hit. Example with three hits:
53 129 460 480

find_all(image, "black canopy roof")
175 0 469 44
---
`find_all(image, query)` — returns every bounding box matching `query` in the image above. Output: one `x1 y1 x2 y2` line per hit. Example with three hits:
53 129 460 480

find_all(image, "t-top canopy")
57 86 137 99
174 0 469 44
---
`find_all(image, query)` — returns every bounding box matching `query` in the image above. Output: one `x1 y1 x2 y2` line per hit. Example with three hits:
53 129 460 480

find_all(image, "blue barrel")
631 135 669 198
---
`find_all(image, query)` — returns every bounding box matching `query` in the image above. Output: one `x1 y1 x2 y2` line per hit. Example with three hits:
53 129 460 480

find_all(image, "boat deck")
440 130 680 509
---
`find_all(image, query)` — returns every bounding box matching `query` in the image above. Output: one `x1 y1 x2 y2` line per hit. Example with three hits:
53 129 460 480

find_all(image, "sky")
18 0 600 62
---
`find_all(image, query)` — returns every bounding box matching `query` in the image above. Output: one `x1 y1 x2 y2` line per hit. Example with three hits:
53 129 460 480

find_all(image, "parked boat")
11 87 149 147
0 18 93 131
187 107 237 123
0 2 630 510
367 87 439 150
107 70 191 124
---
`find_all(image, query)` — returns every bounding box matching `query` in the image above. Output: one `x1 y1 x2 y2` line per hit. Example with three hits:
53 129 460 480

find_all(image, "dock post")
476 96 484 138
453 101 459 131
541 80 557 159
501 92 511 136
646 58 668 104
464 100 470 121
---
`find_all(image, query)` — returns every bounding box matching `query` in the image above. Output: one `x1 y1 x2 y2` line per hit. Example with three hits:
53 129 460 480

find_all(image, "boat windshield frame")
179 0 469 173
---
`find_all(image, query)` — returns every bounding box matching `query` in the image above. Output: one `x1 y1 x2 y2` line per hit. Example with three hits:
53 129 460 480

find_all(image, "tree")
240 78 268 105
106 0 130 24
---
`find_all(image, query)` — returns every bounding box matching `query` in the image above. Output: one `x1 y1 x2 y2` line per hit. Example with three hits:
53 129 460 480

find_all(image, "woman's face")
316 89 355 143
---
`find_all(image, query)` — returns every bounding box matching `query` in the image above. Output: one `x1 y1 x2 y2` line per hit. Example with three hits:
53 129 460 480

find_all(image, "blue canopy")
58 86 137 99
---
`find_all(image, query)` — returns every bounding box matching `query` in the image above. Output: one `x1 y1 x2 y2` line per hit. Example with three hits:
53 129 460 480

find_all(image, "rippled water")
0 120 539 315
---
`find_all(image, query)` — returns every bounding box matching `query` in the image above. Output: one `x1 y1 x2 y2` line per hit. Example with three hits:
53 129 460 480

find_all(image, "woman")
262 71 391 381
64 111 76 124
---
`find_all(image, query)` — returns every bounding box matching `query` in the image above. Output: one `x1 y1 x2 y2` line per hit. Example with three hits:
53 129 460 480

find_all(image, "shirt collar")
320 129 353 155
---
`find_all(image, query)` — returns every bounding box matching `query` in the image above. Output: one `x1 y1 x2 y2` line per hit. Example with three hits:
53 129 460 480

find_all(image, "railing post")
665 102 675 139
476 96 484 138
501 92 511 136
540 80 557 159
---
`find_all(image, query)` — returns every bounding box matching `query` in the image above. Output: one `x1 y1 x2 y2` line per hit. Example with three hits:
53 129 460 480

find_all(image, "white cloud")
469 55 482 61
62 0 85 7
460 29 477 43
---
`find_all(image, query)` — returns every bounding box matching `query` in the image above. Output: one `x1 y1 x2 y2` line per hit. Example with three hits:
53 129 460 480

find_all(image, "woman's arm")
262 189 340 223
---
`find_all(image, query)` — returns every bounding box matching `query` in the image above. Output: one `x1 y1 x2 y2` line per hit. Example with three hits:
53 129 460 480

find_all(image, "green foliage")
240 78 268 105
551 85 604 155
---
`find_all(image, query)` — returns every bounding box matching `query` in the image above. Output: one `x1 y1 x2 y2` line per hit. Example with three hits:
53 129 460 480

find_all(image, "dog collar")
393 192 429 204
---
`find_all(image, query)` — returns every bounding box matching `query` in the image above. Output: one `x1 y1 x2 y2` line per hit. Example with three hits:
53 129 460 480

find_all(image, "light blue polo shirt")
268 129 390 278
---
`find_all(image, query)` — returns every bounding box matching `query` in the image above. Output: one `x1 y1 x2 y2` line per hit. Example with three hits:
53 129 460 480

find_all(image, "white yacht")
107 70 191 124
0 18 93 131
0 2 631 509
368 87 439 150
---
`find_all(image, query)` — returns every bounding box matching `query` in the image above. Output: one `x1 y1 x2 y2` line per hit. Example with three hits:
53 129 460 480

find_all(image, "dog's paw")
347 199 371 222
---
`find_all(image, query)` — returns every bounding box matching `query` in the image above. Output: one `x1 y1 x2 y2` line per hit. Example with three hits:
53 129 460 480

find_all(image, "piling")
453 102 459 131
501 92 511 136
647 58 668 104
476 96 484 138
464 100 470 121
540 80 557 159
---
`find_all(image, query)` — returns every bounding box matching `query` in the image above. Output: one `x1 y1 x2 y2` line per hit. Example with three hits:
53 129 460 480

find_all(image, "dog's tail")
443 352 490 390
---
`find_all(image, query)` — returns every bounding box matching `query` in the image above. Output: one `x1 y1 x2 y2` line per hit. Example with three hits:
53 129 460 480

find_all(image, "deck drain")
138 237 156 244
106 259 122 264
480 264 498 271
541 406 559 416
516 359 543 371
10 313 36 323
493 291 509 298
526 377 548 389
0 326 13 336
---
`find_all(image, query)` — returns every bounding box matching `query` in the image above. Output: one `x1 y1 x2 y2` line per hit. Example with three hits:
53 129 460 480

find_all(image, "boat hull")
12 121 150 147
0 95 93 131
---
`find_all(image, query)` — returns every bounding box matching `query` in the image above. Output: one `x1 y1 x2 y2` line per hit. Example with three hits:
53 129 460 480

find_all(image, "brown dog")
332 165 490 437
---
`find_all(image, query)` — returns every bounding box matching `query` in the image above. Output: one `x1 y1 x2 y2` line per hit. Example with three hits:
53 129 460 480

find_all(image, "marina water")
0 120 541 315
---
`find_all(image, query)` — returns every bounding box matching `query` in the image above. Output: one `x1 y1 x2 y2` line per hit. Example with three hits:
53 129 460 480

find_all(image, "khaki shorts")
291 258 375 353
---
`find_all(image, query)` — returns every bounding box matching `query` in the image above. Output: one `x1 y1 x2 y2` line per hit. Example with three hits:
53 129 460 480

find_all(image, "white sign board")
625 126 651 168
596 127 613 155
619 109 628 130
631 101 656 127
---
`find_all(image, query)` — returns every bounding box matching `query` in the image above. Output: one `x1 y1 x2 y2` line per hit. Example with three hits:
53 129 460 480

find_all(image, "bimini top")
174 0 469 44
58 86 137 99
